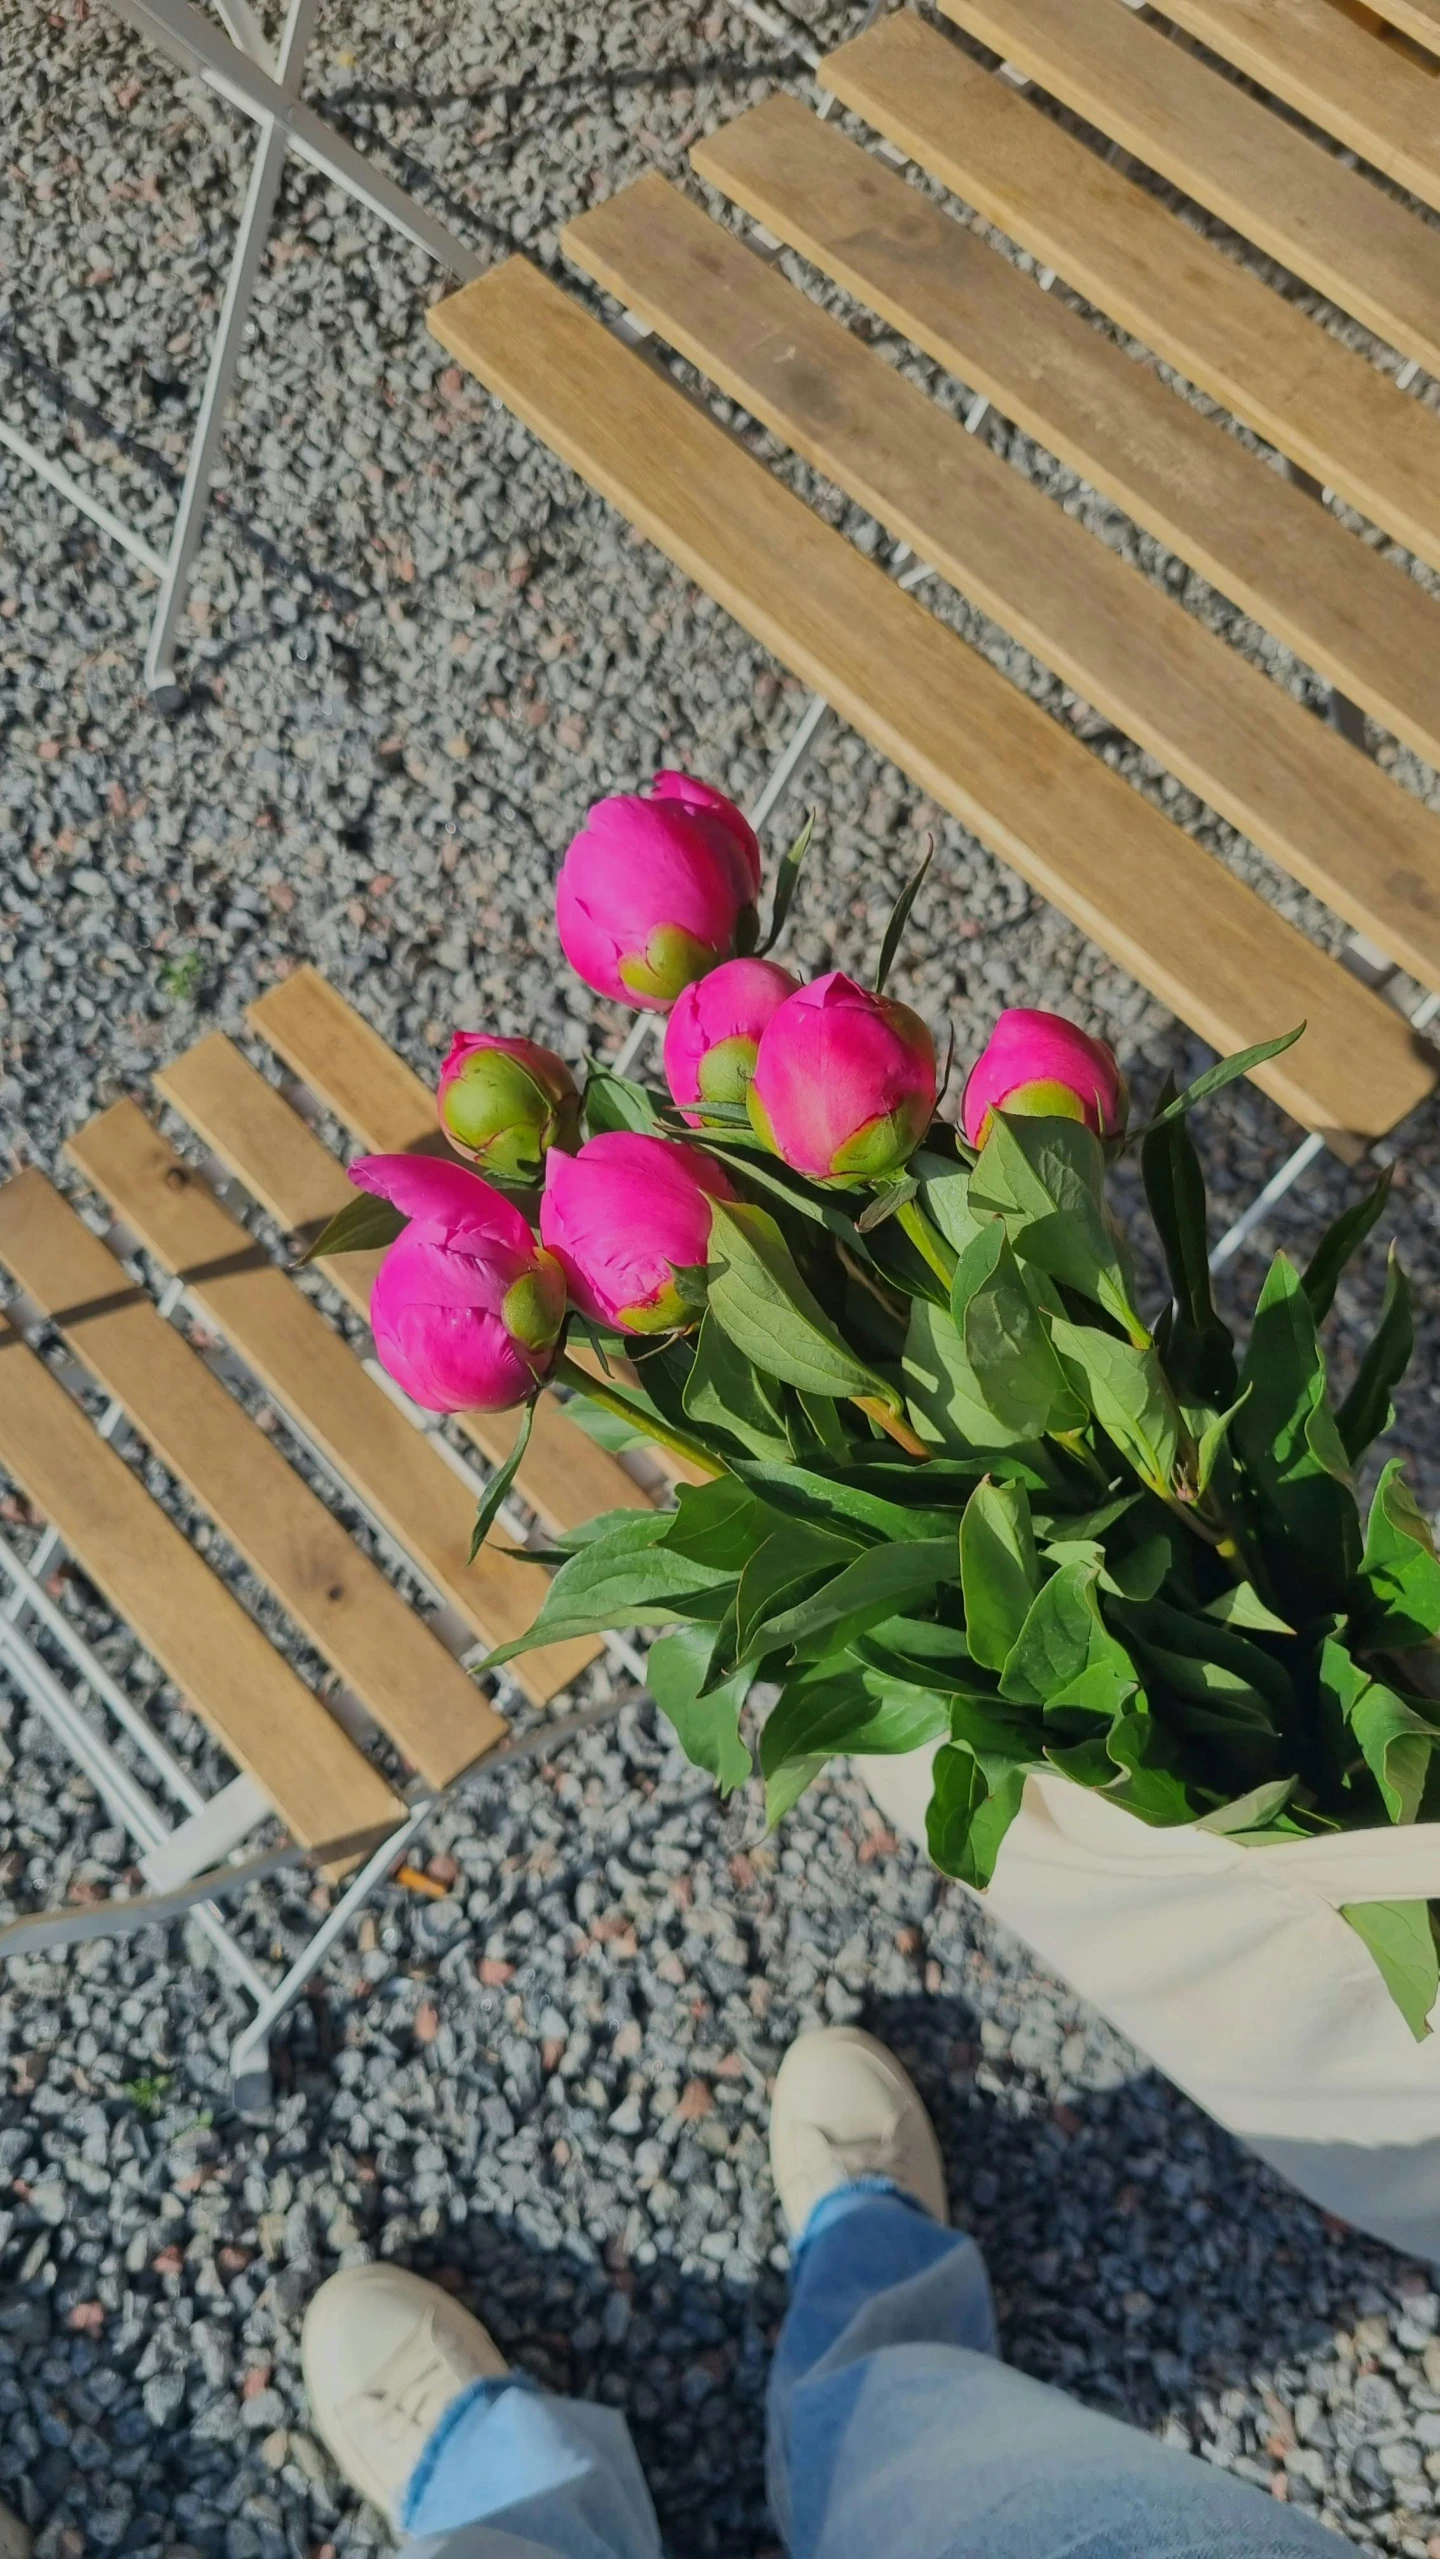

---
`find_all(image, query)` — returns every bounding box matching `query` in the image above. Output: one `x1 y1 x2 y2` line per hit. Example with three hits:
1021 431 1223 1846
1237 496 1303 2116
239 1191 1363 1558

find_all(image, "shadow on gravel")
872 1987 1412 2426
380 1985 1419 2558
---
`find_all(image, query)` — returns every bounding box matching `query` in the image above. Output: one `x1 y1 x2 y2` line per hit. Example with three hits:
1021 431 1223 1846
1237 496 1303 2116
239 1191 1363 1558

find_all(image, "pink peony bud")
663 956 799 1125
350 1153 567 1413
960 1008 1128 1149
437 1030 581 1181
651 770 762 906
539 1131 736 1335
747 971 937 1181
555 777 758 1012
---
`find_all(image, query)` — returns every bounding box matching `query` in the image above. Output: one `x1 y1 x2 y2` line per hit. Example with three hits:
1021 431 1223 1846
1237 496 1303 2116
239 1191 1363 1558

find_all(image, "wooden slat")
939 0 1440 374
1342 0 1440 59
254 967 436 1151
566 174 1440 987
159 1021 650 1535
0 1170 500 1793
428 257 1435 1150
66 1100 601 1706
1158 0 1440 208
0 1315 401 1858
690 96 1440 775
816 13 1440 576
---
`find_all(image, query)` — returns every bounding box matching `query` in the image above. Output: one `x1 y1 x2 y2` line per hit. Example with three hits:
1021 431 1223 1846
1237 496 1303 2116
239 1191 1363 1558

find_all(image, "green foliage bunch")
491 1041 1440 2038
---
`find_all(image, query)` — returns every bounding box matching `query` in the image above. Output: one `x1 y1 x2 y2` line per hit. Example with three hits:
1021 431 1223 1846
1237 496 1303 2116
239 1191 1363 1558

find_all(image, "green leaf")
1324 1632 1440 1824
645 1623 753 1795
1302 1169 1392 1324
582 1069 663 1138
1235 1253 1360 1592
1104 1531 1173 1603
1141 1102 1236 1406
1203 1583 1293 1635
735 1520 859 1660
758 808 815 956
760 1538 956 1660
960 1479 1041 1672
1103 1706 1196 1825
729 1457 965 1545
658 1477 772 1575
793 1390 852 1459
480 1512 736 1667
1337 1247 1413 1465
874 842 933 995
952 1224 1087 1440
468 1395 537 1563
1195 1390 1248 1497
999 1562 1137 1711
947 1690 1039 1780
913 1151 986 1257
926 1746 1027 1888
299 1190 407 1263
678 1314 792 1460
707 1199 895 1406
969 1112 1143 1342
1195 1776 1298 1834
1136 1026 1305 1135
855 1175 918 1236
902 1296 1052 1461
1124 1596 1292 1724
563 1398 652 1454
856 1613 977 1689
1350 1680 1440 1825
1353 1460 1440 1650
1048 1317 1182 1496
760 1668 948 1827
1340 1900 1439 2042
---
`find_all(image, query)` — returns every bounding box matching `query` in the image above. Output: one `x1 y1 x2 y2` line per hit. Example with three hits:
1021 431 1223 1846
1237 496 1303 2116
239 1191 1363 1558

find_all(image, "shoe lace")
352 2327 458 2449
805 2112 903 2183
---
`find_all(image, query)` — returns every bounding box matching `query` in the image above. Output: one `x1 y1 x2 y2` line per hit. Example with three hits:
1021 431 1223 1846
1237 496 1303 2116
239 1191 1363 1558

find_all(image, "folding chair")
0 972 661 2109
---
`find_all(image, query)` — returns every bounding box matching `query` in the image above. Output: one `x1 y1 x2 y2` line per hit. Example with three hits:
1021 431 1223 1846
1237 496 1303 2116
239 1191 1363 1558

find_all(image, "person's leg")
765 2027 1341 2559
302 2264 662 2559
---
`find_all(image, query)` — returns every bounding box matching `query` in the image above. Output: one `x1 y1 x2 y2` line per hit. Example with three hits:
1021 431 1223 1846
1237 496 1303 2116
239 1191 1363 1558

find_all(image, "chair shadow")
384 1983 1419 2558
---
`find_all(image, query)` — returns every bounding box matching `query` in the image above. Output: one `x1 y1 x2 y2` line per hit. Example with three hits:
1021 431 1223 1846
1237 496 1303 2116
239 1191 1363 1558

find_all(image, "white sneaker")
0 2502 31 2559
301 2263 508 2524
770 2025 949 2235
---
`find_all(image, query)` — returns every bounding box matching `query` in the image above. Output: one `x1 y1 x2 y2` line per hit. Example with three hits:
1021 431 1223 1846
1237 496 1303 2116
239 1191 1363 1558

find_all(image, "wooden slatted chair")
427 0 1440 1174
0 978 661 2106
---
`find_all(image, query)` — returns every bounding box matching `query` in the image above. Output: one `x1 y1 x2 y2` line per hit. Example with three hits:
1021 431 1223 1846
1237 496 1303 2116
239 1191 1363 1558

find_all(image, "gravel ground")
8 0 1440 2553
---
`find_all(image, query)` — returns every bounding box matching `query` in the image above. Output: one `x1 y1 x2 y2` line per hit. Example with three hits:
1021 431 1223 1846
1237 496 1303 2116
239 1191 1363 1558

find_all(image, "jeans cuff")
399 2372 532 2534
792 2175 938 2262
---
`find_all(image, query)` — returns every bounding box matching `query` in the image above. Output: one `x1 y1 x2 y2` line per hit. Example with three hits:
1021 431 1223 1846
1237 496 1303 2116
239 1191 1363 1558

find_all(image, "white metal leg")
748 689 831 832
1208 1131 1327 1272
5 0 485 690
143 116 290 692
0 1537 205 1816
139 1770 273 1888
0 420 168 574
0 1842 298 1961
109 0 487 276
226 1699 624 2112
0 1581 273 2000
209 0 272 69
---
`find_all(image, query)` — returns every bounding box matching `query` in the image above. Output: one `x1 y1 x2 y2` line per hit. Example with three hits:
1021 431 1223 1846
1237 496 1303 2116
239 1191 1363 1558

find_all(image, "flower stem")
853 1395 932 1460
551 1351 726 1481
896 1198 957 1292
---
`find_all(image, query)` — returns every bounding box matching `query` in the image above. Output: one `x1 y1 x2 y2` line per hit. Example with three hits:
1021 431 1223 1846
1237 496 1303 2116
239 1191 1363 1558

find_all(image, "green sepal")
299 1191 407 1263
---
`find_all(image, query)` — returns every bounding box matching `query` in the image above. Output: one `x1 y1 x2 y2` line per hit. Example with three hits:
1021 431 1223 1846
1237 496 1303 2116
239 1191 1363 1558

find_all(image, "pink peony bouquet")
310 774 1440 2038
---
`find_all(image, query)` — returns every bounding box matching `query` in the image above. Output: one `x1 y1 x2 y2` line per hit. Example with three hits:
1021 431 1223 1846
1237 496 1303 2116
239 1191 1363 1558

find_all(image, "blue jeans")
402 2189 1335 2559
